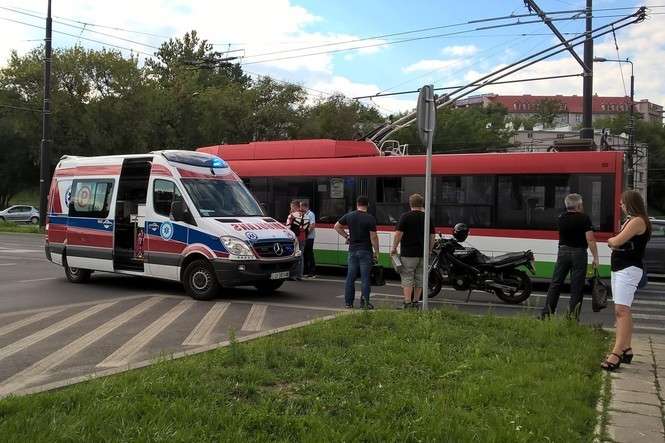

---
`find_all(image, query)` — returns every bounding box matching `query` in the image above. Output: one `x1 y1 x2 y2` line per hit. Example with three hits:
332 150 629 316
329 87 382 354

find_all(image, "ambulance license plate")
270 271 289 280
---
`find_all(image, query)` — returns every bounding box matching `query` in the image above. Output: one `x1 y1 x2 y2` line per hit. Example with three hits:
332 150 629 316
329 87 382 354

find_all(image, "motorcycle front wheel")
493 269 532 304
428 269 444 298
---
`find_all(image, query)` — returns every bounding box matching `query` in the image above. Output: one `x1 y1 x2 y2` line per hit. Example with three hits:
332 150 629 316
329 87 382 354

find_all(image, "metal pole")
629 63 635 189
39 0 53 228
581 0 594 139
421 87 434 311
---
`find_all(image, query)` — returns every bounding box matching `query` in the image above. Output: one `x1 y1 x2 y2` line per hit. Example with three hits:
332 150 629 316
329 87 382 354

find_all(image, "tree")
297 94 383 140
533 98 564 129
391 103 513 153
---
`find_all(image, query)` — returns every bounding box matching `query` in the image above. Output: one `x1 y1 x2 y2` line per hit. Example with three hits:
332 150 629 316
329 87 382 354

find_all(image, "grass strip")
0 309 609 442
0 222 42 234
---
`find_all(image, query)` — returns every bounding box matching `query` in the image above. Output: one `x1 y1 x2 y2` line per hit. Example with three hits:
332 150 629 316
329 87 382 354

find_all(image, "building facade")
455 94 663 125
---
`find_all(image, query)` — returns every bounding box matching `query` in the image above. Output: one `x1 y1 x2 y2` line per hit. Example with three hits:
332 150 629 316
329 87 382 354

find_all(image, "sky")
0 0 663 115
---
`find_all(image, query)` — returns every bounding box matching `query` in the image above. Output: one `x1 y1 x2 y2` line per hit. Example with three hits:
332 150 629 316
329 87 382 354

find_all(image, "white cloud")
0 0 386 75
442 45 478 57
309 75 415 115
402 59 464 73
452 13 665 108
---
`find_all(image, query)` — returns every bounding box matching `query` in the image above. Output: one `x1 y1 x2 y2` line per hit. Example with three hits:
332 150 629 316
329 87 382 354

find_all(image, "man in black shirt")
541 193 599 319
334 196 380 309
391 194 435 308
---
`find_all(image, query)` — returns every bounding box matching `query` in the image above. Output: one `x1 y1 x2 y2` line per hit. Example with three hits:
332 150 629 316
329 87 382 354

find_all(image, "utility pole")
581 0 594 140
629 65 635 189
39 0 53 228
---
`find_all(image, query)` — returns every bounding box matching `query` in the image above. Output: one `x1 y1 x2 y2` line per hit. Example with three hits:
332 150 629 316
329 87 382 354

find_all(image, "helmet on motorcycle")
453 223 469 242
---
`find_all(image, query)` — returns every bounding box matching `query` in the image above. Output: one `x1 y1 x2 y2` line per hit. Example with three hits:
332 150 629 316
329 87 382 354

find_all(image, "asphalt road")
0 232 663 397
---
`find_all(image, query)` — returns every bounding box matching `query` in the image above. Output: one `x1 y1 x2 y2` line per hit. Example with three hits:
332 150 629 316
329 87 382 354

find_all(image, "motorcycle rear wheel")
428 269 443 298
493 269 532 304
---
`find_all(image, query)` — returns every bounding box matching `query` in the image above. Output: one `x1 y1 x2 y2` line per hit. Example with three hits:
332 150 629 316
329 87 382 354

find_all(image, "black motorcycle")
428 223 536 304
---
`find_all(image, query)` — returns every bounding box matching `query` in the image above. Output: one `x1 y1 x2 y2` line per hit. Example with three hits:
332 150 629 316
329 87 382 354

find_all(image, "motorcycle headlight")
220 236 256 260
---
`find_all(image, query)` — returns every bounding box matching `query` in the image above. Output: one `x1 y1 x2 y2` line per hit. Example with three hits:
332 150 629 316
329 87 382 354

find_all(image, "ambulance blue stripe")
48 215 114 231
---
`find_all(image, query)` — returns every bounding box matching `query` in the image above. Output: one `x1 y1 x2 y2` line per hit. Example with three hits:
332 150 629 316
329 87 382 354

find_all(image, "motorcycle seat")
483 252 527 265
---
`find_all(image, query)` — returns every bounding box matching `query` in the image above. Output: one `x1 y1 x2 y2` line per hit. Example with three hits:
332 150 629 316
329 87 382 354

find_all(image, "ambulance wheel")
183 259 219 300
255 280 284 295
63 257 91 283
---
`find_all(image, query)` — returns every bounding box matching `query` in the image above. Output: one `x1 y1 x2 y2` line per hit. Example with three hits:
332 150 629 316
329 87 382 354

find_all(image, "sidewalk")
605 334 665 442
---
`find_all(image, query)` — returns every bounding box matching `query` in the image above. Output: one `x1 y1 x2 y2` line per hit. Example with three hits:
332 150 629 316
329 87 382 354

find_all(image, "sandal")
621 348 634 364
601 353 622 372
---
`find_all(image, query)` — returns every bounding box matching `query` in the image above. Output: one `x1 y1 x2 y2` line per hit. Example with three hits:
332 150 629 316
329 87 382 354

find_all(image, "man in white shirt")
301 201 316 278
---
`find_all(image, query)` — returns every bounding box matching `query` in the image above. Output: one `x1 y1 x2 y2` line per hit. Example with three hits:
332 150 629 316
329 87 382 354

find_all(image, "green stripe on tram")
312 249 611 279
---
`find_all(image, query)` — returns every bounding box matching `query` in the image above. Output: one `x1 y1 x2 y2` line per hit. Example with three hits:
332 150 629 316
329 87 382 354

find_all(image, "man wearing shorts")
391 194 435 309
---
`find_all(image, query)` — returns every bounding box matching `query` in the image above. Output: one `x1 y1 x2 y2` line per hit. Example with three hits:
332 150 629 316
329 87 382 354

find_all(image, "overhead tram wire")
239 13 641 66
238 8 587 61
367 8 647 143
0 6 162 51
352 73 584 99
0 16 154 58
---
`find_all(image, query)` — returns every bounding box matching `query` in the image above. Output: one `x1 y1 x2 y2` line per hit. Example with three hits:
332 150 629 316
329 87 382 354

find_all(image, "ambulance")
45 150 300 300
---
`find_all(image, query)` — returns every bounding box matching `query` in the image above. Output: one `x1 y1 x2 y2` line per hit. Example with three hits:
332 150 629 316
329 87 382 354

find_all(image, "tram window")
496 174 614 231
243 177 269 214
272 177 315 223
434 176 494 227
375 177 425 225
317 177 356 224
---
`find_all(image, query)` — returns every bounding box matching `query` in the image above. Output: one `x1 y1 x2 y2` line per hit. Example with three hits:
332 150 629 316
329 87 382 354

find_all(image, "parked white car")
0 205 40 224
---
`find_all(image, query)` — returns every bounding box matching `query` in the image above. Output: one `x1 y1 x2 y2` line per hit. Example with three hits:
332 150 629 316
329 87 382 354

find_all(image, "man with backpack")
286 200 309 280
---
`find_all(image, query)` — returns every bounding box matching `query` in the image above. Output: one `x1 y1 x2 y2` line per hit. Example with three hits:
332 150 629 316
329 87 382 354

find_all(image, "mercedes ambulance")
45 150 300 300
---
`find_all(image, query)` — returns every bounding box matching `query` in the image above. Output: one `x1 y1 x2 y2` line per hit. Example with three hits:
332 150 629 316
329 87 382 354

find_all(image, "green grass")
0 310 609 443
0 221 42 234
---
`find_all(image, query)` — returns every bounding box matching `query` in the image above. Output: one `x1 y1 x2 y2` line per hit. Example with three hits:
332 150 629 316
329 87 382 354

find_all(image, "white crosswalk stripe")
0 298 161 396
0 309 64 338
242 304 268 332
0 302 117 361
97 300 194 368
182 303 230 346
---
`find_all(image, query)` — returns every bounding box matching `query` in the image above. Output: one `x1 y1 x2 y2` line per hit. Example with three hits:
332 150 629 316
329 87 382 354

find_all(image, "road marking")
633 313 665 321
312 277 401 288
0 249 41 254
0 302 116 361
0 309 64 338
0 298 161 396
0 263 16 266
17 277 58 283
97 300 194 368
0 294 182 320
241 304 268 332
182 303 230 346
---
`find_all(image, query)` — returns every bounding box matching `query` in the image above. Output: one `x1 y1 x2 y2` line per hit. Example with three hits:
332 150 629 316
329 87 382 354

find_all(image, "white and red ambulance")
45 150 299 299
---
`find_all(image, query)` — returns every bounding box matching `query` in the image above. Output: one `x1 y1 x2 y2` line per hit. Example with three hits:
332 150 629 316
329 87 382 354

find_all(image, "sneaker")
307 274 317 279
345 304 353 309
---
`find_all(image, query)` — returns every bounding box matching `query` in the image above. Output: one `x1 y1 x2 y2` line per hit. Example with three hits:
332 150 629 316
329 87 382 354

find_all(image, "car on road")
645 219 665 274
0 205 40 224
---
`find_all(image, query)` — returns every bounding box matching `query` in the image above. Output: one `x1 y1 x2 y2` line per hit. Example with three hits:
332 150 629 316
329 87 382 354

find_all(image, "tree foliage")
0 32 384 208
534 98 564 129
393 103 513 154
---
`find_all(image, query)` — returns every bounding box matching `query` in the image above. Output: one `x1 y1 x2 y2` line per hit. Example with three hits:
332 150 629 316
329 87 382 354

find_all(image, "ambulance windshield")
182 179 263 217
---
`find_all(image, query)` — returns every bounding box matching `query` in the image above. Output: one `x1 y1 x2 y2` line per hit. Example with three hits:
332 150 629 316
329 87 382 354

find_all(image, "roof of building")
485 94 633 113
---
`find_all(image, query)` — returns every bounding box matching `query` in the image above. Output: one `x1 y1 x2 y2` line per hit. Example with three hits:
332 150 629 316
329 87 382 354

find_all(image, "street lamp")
594 56 635 189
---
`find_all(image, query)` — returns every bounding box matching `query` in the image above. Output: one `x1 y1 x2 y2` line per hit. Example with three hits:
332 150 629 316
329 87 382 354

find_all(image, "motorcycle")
428 224 536 304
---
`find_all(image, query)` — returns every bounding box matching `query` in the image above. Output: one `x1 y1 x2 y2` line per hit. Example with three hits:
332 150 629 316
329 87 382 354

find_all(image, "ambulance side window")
153 179 182 217
69 179 114 218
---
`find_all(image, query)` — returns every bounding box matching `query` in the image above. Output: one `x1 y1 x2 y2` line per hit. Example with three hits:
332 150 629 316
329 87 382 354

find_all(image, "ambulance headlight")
220 236 256 260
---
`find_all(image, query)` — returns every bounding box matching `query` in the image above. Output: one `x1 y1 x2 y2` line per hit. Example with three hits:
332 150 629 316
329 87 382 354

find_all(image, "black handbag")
590 269 609 312
370 264 386 286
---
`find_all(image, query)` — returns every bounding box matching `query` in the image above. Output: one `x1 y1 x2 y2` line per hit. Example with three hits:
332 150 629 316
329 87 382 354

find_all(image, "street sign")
416 85 436 311
416 85 436 145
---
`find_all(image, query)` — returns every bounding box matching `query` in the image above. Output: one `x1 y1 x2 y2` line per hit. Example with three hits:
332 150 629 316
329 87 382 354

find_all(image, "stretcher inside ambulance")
45 150 299 300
